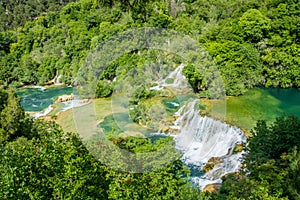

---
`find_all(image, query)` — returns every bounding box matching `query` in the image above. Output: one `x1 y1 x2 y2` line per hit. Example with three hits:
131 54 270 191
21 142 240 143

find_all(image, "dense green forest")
0 0 300 199
0 0 299 95
0 0 76 31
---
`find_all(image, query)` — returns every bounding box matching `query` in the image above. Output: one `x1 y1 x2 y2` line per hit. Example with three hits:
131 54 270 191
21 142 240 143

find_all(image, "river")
16 86 74 112
226 87 300 131
16 86 300 189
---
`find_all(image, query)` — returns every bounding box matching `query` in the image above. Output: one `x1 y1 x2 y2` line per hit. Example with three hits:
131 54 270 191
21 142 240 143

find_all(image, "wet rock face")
203 183 222 193
159 125 180 134
56 94 74 102
203 157 224 172
158 117 181 134
221 172 239 182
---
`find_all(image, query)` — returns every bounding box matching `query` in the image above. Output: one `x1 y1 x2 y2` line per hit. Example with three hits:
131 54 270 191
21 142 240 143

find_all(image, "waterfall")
161 63 186 88
150 64 190 91
55 70 62 85
173 100 246 189
26 85 46 91
147 62 245 189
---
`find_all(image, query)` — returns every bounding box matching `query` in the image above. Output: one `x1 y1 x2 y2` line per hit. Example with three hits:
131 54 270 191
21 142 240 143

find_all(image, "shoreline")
22 83 70 90
24 86 300 138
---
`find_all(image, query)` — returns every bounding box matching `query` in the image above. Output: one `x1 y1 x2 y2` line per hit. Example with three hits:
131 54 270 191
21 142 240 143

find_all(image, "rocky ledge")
56 94 74 102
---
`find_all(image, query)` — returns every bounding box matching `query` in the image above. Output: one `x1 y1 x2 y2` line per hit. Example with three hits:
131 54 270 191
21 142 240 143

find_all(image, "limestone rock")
203 157 224 172
158 116 181 134
79 99 89 104
221 172 239 182
56 94 74 102
203 183 222 193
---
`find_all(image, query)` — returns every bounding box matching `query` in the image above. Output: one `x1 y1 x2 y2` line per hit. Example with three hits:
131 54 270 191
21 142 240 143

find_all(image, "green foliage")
129 85 154 105
0 89 8 111
0 89 214 199
220 115 300 199
237 9 271 42
183 63 205 93
96 80 113 98
0 90 34 144
93 135 211 199
206 41 263 95
220 171 289 200
129 104 150 125
248 115 300 163
0 0 299 96
0 122 109 199
0 0 76 31
1 0 300 198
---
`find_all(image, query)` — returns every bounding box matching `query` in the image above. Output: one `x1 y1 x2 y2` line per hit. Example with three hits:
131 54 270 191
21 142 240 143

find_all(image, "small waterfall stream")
55 70 63 85
150 64 189 90
172 101 246 189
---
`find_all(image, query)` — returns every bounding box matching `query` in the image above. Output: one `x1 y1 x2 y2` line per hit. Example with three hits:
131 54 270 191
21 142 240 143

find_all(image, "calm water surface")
16 86 74 112
226 87 300 131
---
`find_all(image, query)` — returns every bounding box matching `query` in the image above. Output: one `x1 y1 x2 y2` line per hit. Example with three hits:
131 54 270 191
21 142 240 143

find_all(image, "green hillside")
0 0 299 199
0 0 299 96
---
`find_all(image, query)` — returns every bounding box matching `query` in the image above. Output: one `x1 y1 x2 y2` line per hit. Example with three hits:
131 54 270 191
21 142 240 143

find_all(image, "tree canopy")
0 0 298 96
220 115 300 199
0 0 299 199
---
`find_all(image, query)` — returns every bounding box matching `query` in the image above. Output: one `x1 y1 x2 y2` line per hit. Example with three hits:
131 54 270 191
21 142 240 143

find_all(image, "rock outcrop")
56 94 74 102
203 157 224 172
158 117 181 134
203 183 222 193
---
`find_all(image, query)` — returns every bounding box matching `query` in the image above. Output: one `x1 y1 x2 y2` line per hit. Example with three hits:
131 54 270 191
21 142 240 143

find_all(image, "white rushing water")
148 63 246 189
150 64 189 90
59 98 90 112
55 74 62 85
28 96 90 119
30 104 53 119
172 100 246 189
25 85 46 91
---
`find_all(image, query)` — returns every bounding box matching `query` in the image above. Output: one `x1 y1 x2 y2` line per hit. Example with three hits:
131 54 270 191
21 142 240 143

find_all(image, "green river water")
226 87 300 131
16 87 300 132
16 86 74 112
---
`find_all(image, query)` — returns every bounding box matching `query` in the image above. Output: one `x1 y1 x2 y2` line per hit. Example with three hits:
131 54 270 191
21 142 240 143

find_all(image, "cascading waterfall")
31 105 53 119
162 63 186 88
173 100 246 189
147 62 246 189
150 64 189 90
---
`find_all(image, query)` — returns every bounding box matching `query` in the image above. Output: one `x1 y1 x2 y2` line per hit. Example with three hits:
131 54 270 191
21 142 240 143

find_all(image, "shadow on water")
266 87 300 116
